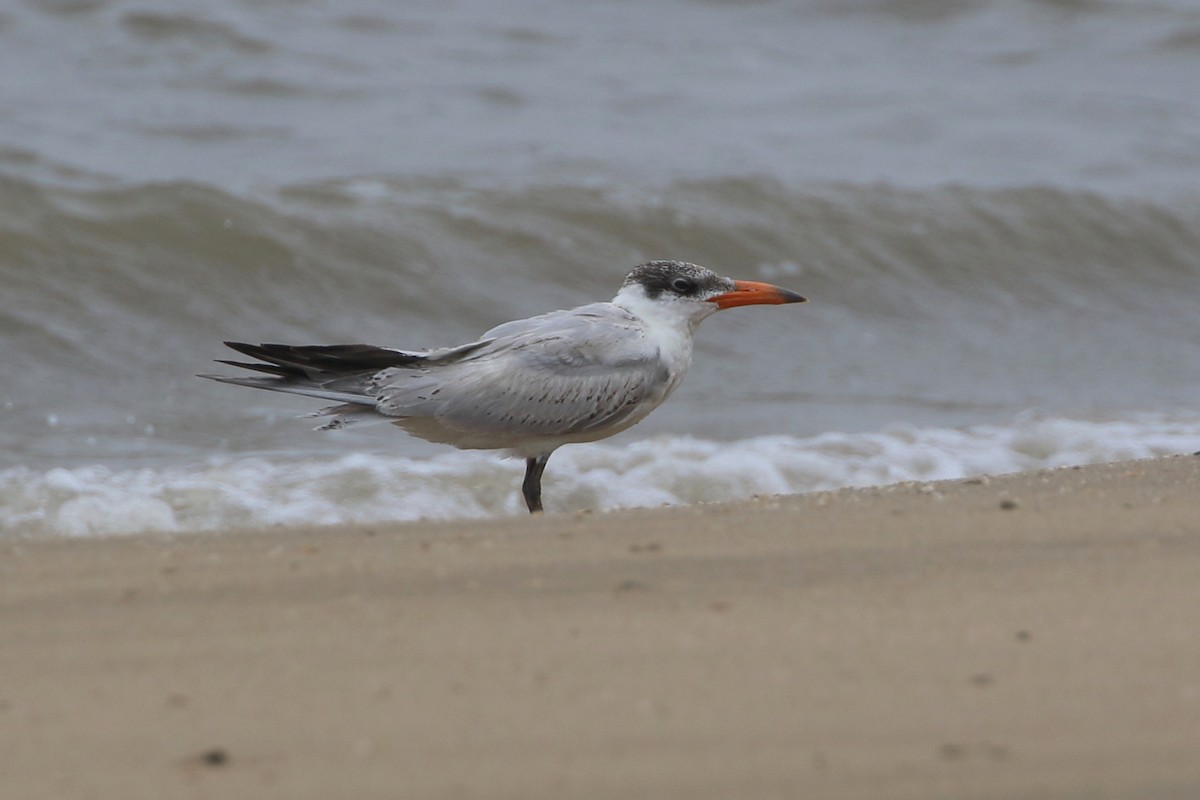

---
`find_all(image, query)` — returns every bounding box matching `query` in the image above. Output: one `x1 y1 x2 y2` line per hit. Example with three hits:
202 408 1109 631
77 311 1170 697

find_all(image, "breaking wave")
4 415 1199 538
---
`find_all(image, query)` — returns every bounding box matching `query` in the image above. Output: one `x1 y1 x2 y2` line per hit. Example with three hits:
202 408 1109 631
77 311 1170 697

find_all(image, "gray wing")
374 304 672 439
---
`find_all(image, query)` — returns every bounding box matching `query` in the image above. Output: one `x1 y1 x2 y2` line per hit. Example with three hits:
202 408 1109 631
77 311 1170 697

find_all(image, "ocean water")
2 0 1199 536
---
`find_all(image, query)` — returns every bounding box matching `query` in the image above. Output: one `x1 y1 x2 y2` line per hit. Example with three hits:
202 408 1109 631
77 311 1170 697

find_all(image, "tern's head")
616 260 805 329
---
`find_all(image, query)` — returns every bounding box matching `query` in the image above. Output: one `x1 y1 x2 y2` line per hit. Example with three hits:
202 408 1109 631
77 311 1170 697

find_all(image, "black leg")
522 454 550 514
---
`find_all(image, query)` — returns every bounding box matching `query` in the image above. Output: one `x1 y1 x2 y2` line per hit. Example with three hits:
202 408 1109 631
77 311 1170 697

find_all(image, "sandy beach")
3 454 1200 799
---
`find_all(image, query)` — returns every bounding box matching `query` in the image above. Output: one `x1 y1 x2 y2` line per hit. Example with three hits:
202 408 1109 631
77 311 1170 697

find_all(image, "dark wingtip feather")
215 359 302 378
223 341 272 359
220 341 425 373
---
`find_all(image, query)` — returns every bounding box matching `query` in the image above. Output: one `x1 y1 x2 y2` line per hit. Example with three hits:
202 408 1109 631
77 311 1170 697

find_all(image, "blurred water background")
3 0 1199 534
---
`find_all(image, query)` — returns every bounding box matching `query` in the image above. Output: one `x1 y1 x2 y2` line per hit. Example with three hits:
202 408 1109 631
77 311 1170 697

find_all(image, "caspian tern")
201 261 805 513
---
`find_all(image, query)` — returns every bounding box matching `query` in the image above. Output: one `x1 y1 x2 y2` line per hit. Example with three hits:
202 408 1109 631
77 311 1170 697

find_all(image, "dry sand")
3 455 1200 799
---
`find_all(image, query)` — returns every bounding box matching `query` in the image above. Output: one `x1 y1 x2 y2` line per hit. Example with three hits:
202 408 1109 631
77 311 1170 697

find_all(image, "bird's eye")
670 277 694 294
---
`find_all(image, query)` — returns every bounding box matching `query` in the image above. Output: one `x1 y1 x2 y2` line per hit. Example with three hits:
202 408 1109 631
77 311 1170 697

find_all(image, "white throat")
611 283 720 336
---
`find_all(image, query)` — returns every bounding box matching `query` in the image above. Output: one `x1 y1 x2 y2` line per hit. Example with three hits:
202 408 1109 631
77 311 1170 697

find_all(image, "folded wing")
375 305 671 446
200 303 675 451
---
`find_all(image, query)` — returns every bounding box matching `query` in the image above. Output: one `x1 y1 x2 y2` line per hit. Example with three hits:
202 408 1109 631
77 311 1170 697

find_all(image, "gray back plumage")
202 301 685 453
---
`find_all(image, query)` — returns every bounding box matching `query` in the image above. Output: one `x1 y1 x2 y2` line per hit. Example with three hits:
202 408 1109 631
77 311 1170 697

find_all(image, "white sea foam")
3 415 1199 539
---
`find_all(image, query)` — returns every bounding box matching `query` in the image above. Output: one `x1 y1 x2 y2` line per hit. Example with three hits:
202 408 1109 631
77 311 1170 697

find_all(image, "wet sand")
3 455 1200 799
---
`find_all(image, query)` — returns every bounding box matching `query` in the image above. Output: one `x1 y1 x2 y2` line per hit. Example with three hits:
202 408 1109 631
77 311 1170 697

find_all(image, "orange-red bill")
709 280 806 310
